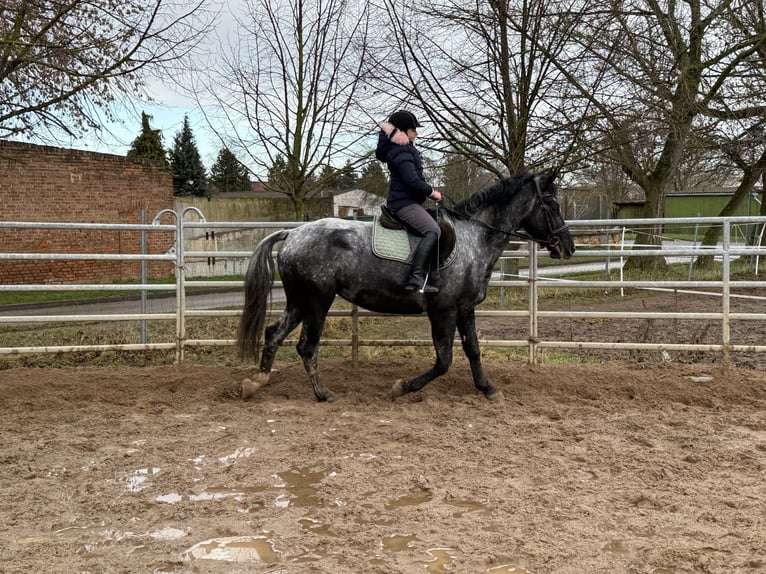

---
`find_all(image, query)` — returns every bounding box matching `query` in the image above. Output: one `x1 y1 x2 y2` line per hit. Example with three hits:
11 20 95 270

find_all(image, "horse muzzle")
546 228 575 260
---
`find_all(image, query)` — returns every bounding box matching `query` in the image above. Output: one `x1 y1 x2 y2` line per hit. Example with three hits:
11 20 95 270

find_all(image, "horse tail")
237 229 290 361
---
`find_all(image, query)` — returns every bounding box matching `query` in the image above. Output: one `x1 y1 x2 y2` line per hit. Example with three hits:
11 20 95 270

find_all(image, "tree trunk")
291 196 306 221
624 180 668 274
694 151 766 271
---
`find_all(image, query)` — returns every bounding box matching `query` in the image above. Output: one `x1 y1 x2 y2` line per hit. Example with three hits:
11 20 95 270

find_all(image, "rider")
375 110 442 293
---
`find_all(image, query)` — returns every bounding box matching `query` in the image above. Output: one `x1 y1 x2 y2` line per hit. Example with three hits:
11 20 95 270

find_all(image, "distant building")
332 189 384 219
614 187 763 219
251 180 267 193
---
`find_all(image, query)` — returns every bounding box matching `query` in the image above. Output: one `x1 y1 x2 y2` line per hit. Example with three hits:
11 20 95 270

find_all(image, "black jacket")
376 123 433 211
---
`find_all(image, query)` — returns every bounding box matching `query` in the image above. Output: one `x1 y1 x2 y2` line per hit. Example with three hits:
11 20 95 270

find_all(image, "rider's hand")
429 190 442 202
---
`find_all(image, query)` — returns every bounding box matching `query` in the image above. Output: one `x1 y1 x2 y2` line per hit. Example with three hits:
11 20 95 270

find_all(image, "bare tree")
691 1 766 267
204 0 370 219
368 0 586 178
440 150 495 202
0 0 210 142
558 0 766 271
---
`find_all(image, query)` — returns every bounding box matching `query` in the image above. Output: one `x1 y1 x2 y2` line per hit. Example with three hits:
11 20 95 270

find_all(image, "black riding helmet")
388 110 422 132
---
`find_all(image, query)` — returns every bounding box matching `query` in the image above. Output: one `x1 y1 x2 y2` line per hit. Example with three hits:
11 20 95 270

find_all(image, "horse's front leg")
392 310 456 398
457 307 503 401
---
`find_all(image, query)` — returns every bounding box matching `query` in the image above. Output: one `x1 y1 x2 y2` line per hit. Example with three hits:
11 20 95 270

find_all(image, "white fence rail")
2 211 766 365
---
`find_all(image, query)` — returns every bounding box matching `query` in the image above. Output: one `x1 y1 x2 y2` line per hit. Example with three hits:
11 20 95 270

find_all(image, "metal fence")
2 209 766 365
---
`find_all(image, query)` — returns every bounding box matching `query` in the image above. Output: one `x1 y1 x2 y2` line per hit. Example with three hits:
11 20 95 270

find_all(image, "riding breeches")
394 204 441 237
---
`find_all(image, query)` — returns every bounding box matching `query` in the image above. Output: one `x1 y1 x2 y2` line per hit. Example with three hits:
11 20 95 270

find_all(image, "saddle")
372 205 457 268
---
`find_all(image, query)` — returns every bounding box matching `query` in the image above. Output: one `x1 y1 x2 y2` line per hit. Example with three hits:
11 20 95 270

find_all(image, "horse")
237 170 575 402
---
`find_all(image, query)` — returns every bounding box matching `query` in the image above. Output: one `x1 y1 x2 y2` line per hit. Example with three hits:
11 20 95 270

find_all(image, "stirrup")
408 273 439 294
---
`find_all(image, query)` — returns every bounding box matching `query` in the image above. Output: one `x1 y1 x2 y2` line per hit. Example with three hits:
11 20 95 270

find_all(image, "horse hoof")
486 388 505 402
241 378 259 400
391 379 407 398
324 392 337 403
241 372 269 401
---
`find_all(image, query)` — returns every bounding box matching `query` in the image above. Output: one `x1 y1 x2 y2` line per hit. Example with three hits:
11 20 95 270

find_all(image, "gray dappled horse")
237 171 575 402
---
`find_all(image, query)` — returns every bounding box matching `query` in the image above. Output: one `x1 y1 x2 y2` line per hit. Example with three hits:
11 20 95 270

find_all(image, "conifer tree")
170 115 208 197
210 147 251 193
357 161 388 198
320 161 357 190
126 112 167 164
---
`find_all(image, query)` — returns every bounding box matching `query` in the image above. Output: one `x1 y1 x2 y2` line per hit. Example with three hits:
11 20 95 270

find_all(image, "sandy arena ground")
0 355 764 573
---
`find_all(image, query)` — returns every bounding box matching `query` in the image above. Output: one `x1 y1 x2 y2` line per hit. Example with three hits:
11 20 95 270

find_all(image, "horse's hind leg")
260 305 302 374
296 299 336 402
392 310 456 397
242 306 302 399
457 308 503 401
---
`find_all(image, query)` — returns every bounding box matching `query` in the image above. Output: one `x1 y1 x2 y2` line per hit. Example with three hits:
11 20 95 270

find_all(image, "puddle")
381 534 418 552
156 493 183 504
426 547 456 573
447 498 491 518
158 467 326 510
189 490 245 502
17 524 188 547
148 526 188 541
355 513 394 526
156 485 269 505
298 518 335 536
218 447 257 466
488 567 532 573
291 549 326 563
125 467 160 492
273 467 325 508
182 535 280 563
385 488 433 510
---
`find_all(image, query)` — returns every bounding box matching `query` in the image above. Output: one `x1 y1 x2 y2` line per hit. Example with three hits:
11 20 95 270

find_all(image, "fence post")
527 241 539 364
722 219 731 366
153 207 206 364
351 304 359 366
140 210 147 345
688 221 699 281
499 257 505 308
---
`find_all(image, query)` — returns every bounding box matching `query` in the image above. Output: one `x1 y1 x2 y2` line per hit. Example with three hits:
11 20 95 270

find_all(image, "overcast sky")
76 90 218 167
66 0 244 168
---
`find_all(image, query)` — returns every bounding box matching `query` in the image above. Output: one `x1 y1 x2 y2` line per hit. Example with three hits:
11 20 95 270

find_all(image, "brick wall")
0 141 175 284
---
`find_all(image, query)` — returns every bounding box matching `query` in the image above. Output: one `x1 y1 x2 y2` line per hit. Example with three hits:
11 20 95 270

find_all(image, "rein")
442 203 525 239
441 177 568 247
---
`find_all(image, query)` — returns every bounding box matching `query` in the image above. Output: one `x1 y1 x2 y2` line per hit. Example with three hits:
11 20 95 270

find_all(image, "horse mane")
450 171 534 218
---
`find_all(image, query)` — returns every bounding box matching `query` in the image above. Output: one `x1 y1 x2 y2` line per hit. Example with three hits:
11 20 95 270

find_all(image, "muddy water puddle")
112 460 524 571
153 465 327 509
385 487 434 510
273 466 327 507
182 535 280 563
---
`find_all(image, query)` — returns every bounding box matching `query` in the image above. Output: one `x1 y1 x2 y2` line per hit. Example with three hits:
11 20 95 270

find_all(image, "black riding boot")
428 245 441 289
404 231 440 293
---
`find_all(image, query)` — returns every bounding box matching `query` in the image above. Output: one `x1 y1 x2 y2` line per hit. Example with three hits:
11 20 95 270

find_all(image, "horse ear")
536 170 557 193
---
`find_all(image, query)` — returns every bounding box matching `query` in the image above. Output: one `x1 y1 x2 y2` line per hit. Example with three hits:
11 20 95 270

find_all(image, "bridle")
525 176 569 248
442 177 569 248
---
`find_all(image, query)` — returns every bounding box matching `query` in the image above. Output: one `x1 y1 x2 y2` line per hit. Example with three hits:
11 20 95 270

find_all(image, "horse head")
520 171 575 260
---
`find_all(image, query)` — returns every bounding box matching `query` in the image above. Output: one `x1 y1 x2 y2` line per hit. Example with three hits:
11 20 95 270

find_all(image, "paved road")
0 290 250 318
